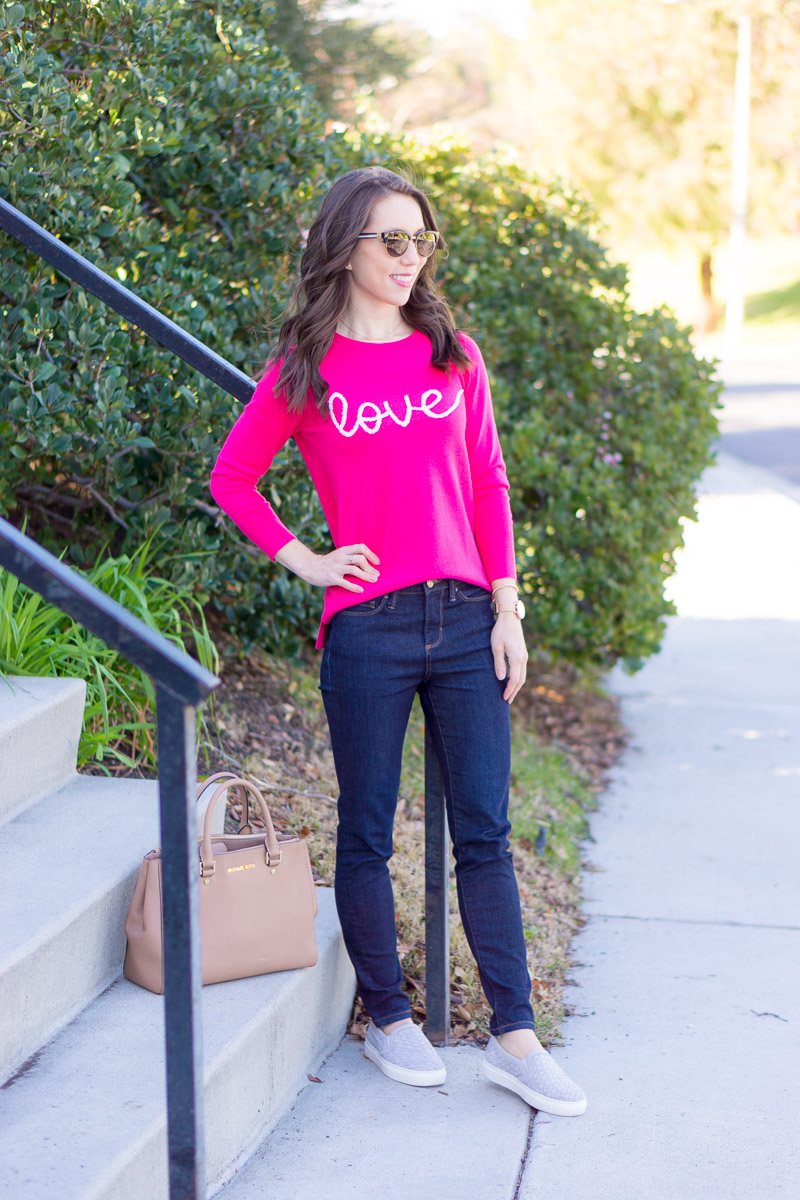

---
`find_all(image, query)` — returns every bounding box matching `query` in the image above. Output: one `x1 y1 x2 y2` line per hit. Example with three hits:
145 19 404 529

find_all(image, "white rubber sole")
363 1039 447 1087
482 1059 588 1117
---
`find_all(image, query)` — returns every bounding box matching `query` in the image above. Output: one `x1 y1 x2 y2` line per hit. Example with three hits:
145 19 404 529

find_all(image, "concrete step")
0 888 355 1200
0 675 85 824
0 773 160 1082
0 772 252 1084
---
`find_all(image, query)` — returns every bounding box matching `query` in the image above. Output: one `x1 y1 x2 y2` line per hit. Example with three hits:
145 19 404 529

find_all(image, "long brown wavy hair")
269 166 472 417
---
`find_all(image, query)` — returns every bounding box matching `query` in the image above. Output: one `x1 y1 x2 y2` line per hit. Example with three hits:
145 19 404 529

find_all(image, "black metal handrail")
0 197 255 405
0 196 450 1198
0 516 219 1198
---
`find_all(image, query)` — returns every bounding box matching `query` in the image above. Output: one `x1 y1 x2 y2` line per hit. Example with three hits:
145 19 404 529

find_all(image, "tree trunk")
698 252 720 332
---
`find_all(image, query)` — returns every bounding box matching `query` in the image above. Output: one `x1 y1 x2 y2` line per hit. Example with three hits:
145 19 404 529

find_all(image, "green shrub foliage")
411 147 722 668
0 0 336 654
0 3 720 669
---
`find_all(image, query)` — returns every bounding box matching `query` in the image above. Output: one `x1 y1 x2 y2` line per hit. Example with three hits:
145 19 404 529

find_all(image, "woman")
209 166 586 1118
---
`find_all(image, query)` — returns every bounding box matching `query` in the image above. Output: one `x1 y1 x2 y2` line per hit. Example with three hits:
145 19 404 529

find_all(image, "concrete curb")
0 889 355 1200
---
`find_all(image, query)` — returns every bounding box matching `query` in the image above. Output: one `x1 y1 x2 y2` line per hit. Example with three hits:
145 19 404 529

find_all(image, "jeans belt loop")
449 578 456 602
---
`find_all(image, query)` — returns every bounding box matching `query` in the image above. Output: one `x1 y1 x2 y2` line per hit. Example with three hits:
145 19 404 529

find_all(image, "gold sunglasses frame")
356 230 440 258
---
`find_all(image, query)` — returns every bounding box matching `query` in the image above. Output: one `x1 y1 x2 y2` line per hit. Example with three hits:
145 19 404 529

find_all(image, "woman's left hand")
491 613 528 703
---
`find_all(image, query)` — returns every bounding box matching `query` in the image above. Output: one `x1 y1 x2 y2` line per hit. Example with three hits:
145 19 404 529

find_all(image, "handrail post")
156 686 206 1199
423 721 450 1046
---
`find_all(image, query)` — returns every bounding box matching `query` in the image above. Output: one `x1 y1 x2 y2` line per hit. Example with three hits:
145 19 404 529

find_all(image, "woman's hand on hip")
275 538 381 592
491 613 528 703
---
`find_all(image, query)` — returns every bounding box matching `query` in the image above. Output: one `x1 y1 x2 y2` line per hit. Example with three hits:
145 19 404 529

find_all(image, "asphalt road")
711 341 800 485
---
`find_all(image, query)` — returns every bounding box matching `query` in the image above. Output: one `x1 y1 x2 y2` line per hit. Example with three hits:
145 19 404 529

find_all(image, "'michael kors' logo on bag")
328 388 463 437
227 863 256 874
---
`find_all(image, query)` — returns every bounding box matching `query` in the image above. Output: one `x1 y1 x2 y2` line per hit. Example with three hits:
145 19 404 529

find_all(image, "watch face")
516 599 526 621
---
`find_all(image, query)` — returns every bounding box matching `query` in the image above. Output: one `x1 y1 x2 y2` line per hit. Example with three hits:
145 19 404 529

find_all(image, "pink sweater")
209 329 516 648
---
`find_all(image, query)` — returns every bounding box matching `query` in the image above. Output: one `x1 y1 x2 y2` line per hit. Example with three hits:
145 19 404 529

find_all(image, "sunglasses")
356 229 440 258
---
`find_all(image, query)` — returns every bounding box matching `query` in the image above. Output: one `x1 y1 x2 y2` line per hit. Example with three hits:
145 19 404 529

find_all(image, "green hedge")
0 1 721 670
0 0 335 655
410 145 722 668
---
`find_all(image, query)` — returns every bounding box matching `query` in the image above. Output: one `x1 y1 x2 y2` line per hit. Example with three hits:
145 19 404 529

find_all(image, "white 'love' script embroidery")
328 389 463 438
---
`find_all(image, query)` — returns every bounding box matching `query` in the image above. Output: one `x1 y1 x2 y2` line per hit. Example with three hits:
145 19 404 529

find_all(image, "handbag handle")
197 771 240 799
199 777 282 878
197 771 255 833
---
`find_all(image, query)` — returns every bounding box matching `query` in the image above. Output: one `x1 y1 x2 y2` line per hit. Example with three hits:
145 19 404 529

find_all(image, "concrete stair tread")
0 775 161 1081
0 774 160 970
0 673 356 1197
0 888 354 1200
0 676 86 823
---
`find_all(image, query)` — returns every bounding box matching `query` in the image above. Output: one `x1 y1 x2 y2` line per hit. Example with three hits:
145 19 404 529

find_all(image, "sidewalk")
519 449 800 1199
220 448 799 1199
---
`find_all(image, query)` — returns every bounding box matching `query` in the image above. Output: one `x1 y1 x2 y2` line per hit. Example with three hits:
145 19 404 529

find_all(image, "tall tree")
372 0 800 326
261 0 428 119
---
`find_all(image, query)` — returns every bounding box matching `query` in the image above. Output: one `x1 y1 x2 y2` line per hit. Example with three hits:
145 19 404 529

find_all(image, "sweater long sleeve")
460 336 516 583
209 371 301 562
209 329 516 648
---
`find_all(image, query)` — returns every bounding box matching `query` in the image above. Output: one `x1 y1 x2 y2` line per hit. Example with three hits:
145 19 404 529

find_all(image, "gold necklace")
339 318 408 343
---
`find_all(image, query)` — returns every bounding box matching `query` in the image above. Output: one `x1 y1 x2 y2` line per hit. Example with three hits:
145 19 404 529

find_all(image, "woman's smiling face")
345 192 428 312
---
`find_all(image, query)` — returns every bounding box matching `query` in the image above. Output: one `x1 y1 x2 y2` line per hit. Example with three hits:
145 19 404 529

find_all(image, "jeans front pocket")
338 592 390 616
454 581 492 603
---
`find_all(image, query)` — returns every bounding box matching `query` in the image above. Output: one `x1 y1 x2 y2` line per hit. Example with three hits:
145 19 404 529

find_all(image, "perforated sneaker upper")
365 1021 445 1071
485 1036 586 1103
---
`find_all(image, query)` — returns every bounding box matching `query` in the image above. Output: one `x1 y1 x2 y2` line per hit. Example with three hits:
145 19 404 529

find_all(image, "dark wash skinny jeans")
319 577 536 1036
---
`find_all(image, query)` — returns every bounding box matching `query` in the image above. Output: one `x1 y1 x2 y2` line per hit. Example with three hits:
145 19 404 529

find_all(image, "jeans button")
426 580 435 588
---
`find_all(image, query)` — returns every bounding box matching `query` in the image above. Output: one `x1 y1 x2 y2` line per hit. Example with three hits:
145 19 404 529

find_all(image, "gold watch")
492 596 526 620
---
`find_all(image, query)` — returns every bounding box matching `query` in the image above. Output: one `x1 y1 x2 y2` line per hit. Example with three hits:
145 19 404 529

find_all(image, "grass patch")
0 537 219 772
745 277 800 325
509 729 594 874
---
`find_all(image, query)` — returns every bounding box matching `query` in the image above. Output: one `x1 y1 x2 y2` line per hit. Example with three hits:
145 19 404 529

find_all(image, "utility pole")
724 13 751 353
660 2 752 351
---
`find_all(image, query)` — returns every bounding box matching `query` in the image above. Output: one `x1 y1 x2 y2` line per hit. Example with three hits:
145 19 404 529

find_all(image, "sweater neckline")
333 329 418 347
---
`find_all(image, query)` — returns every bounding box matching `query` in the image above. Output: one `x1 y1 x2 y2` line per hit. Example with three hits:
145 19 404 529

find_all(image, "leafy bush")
0 2 720 671
0 0 336 654
0 534 219 770
407 146 722 668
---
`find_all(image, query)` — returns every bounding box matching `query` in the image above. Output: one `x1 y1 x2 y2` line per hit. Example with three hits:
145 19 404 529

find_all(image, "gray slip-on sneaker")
483 1035 587 1116
363 1020 447 1087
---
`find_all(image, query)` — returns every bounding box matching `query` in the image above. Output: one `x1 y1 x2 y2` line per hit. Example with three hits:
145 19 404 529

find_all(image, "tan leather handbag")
123 772 318 994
